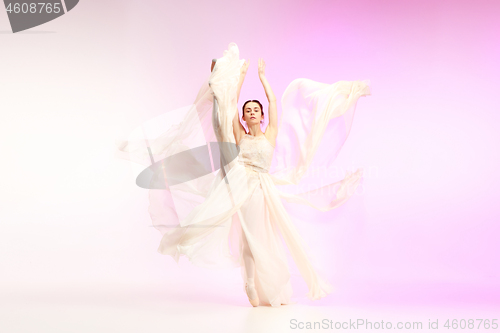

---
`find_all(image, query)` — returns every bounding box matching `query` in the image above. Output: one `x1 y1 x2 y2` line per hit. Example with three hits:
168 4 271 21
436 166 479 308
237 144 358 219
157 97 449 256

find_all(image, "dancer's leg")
240 226 257 300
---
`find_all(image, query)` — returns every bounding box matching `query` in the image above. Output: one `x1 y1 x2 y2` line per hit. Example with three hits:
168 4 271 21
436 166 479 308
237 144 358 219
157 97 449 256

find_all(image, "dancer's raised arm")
232 60 249 143
258 59 278 136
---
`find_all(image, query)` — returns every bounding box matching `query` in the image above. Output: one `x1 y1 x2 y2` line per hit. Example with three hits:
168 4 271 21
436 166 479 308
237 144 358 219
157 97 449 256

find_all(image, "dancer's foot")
245 281 259 307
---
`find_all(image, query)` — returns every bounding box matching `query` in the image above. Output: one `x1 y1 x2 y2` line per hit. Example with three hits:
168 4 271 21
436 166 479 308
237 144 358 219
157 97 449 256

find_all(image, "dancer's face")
243 102 263 125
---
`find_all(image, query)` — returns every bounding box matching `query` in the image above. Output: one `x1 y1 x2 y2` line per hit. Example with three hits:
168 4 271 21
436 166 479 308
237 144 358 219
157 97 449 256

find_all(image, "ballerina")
115 42 371 307
228 57 281 306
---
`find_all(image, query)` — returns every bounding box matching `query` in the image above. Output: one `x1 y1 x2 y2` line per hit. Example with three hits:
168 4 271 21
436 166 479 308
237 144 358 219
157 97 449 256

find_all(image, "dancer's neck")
247 126 264 137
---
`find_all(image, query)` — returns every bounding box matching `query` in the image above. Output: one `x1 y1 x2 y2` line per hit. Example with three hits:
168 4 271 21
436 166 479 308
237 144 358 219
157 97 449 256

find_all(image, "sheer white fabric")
114 42 371 306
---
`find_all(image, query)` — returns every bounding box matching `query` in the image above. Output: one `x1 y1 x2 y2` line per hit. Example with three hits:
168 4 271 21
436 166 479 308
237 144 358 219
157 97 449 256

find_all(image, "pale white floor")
1 284 498 333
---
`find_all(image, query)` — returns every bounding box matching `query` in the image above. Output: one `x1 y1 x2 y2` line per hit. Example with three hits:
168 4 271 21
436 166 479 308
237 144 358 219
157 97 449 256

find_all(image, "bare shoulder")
264 125 277 147
235 126 246 145
233 109 247 145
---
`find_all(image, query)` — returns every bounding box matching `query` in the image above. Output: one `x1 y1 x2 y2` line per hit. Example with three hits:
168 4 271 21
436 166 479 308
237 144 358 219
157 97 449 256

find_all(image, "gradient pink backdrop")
1 0 499 320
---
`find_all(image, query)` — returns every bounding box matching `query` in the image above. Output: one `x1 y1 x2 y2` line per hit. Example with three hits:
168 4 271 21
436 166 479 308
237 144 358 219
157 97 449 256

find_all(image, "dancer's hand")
258 58 266 80
240 60 250 76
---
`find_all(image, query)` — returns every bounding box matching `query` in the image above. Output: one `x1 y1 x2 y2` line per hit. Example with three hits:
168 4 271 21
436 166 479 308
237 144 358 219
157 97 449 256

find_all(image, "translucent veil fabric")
114 42 371 301
270 76 371 210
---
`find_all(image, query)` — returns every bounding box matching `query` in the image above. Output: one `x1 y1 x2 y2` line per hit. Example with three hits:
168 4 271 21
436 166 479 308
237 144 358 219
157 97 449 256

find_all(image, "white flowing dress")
115 42 371 307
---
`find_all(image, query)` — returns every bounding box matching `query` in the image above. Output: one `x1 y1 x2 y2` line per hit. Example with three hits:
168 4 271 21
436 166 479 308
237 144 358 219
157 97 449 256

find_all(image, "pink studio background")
1 0 499 314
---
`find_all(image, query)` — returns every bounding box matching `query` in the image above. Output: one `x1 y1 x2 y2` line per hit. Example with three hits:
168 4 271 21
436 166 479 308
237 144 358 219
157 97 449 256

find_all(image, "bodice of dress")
237 134 275 173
